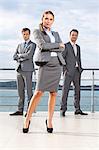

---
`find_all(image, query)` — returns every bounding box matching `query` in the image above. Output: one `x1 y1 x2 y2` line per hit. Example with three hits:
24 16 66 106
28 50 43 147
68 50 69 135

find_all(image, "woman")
23 10 65 133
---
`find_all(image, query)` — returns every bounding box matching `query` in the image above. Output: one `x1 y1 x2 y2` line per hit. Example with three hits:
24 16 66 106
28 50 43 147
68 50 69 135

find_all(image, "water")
0 89 99 112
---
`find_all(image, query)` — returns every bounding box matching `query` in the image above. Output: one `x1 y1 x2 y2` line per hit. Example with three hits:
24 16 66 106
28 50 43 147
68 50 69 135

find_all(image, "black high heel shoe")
45 119 53 133
23 120 30 133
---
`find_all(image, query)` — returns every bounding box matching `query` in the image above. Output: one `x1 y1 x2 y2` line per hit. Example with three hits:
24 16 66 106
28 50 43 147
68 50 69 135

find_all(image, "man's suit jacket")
33 29 66 65
13 40 36 71
62 42 83 76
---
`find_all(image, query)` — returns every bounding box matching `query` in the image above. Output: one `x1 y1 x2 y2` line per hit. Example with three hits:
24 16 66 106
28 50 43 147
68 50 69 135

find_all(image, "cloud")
0 0 99 69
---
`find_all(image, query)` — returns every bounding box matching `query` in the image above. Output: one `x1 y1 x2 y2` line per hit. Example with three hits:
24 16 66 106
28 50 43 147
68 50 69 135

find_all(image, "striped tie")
24 42 27 48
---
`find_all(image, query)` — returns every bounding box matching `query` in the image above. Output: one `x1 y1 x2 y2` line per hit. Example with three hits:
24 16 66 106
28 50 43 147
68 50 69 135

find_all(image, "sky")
0 0 99 80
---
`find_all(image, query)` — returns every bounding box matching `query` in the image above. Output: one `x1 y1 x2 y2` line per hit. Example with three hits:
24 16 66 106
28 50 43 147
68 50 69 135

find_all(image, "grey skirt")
36 57 62 92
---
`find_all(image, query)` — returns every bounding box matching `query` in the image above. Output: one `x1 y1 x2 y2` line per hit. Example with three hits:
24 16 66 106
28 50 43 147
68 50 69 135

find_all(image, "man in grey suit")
10 28 36 116
60 29 88 116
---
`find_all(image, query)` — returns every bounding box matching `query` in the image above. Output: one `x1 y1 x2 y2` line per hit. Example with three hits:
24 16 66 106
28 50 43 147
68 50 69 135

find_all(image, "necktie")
73 44 78 67
73 44 77 56
24 42 27 48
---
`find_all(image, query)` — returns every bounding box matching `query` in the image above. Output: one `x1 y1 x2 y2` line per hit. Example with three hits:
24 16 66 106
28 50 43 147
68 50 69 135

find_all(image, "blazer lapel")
20 43 25 53
41 31 51 43
76 44 79 56
27 40 31 48
51 31 56 42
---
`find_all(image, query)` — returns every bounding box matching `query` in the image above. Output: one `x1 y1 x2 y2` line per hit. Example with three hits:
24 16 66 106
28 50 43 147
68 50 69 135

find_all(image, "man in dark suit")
60 29 88 116
10 28 36 116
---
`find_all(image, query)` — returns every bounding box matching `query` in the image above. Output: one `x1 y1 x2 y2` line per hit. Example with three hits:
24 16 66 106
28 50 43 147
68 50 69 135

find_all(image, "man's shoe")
60 109 65 117
9 111 23 116
75 110 88 115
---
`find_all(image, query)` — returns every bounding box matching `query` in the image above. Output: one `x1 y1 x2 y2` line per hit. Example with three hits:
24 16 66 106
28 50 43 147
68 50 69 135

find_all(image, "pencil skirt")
36 57 62 92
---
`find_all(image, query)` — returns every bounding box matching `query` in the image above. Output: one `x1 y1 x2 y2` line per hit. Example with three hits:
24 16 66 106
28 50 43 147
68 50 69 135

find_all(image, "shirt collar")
24 39 30 44
43 27 53 33
70 40 76 46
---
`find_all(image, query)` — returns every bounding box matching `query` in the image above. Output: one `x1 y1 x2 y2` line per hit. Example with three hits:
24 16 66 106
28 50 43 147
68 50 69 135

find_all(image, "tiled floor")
0 112 99 150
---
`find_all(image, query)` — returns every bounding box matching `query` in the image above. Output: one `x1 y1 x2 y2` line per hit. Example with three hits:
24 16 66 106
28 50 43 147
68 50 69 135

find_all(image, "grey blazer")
33 29 66 65
13 40 36 71
63 42 83 76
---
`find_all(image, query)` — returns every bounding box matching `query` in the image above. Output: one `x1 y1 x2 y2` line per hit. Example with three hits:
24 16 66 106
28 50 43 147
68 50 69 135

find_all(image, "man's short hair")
22 28 31 34
70 29 79 35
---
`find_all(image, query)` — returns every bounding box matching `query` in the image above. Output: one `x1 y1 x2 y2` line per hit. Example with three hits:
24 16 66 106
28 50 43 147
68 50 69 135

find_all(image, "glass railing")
0 68 99 112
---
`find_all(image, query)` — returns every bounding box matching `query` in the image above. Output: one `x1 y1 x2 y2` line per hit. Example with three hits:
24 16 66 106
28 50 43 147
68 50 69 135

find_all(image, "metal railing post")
91 70 94 113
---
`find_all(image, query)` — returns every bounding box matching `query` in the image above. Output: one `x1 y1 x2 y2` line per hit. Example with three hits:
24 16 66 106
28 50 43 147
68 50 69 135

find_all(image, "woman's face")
42 13 54 30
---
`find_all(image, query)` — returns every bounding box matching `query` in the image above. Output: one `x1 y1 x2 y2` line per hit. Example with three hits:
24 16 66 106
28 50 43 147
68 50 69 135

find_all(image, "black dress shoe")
9 111 23 116
60 109 65 117
23 120 30 133
75 110 88 115
45 120 53 133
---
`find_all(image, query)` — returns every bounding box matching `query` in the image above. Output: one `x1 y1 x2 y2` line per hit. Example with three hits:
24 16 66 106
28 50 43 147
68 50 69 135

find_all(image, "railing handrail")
0 68 99 112
83 68 99 71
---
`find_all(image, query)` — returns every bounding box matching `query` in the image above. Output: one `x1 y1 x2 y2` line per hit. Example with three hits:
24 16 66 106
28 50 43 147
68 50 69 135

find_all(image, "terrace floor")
0 111 99 150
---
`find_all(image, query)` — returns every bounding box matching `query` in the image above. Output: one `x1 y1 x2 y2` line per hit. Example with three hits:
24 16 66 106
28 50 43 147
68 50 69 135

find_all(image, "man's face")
22 30 30 41
70 31 78 43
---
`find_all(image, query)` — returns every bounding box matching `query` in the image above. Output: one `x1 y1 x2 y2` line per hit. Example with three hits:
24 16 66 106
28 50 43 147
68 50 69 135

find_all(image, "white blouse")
46 30 57 57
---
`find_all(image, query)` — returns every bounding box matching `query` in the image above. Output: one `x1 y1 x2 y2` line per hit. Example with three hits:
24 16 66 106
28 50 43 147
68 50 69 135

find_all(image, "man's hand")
17 54 22 57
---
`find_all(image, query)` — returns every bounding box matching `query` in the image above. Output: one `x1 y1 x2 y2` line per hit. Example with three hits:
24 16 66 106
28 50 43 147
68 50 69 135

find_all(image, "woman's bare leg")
23 90 43 128
47 92 57 128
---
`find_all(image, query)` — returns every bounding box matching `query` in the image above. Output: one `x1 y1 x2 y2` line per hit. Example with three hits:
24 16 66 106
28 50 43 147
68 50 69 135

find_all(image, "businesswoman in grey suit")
23 10 65 133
